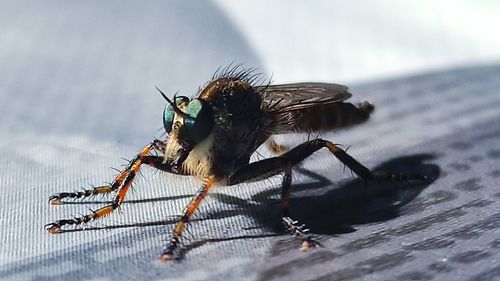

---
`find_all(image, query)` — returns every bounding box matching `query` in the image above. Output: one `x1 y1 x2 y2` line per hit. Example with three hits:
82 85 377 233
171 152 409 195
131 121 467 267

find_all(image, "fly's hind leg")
45 140 173 234
228 138 373 250
229 139 432 250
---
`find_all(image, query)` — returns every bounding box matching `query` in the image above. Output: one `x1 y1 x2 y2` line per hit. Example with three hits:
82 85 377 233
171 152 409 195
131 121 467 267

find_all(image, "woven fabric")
0 1 499 281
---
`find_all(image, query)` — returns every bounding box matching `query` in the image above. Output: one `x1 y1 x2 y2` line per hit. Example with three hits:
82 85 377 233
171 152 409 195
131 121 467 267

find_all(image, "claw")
299 239 320 251
45 223 61 234
160 252 175 262
48 195 61 205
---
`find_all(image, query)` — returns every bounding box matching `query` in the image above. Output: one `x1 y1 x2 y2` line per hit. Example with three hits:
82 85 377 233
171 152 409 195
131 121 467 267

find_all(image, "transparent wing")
258 82 351 112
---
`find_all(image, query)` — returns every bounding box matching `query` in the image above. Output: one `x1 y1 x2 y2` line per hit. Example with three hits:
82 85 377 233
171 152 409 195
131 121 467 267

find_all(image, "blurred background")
1 1 499 280
1 0 499 147
217 0 500 83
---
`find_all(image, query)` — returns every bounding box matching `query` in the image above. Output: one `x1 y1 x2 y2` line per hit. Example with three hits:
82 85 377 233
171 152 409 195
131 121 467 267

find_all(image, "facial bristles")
155 86 194 121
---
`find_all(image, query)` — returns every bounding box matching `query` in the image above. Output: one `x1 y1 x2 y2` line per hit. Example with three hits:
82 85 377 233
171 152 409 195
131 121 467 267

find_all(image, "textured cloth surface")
1 2 500 281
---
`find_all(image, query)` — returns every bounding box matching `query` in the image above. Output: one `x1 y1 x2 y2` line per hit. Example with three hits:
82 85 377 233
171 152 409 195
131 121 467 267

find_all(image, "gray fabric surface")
1 2 500 281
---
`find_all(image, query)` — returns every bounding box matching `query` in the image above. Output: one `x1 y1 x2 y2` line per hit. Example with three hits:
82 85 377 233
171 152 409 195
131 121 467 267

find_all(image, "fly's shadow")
211 153 440 235
56 153 439 257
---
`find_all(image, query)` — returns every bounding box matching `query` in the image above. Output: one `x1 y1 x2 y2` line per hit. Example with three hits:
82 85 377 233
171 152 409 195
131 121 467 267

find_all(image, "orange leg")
48 140 165 205
45 142 156 233
160 176 215 261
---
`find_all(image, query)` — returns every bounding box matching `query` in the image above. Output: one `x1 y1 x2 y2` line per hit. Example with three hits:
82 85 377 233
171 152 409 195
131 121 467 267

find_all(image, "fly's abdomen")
291 101 374 132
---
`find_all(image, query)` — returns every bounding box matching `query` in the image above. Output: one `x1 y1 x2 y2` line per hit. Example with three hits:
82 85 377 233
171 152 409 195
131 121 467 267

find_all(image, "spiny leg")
45 141 170 234
161 176 215 261
280 165 320 251
48 140 166 205
229 139 373 185
48 185 114 205
302 140 429 182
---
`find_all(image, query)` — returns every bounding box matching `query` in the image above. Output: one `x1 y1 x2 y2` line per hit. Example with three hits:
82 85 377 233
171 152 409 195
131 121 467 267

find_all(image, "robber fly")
46 66 424 261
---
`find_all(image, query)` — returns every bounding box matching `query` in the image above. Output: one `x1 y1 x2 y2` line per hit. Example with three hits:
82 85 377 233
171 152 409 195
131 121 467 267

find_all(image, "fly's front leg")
161 176 215 261
48 139 166 205
45 140 171 234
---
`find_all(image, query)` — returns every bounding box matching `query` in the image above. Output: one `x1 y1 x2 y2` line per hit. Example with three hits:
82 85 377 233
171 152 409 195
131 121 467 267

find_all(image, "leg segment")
48 185 114 204
229 139 372 185
280 166 320 250
45 141 176 234
160 176 215 261
281 166 292 217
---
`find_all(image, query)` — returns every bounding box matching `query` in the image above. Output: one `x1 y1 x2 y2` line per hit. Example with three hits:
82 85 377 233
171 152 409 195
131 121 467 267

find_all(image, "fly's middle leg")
160 176 215 261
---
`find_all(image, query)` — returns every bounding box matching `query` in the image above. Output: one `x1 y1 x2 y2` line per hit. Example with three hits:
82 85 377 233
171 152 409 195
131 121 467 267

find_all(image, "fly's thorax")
196 78 265 173
198 78 262 134
161 77 265 177
197 78 254 102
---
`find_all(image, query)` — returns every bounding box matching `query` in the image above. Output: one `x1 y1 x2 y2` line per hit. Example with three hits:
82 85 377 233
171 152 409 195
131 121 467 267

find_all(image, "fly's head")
161 92 214 174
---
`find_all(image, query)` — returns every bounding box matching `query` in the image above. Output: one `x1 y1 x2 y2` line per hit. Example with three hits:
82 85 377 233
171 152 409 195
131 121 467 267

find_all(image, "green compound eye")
163 103 175 133
184 99 213 143
163 98 213 143
186 99 204 119
163 97 188 133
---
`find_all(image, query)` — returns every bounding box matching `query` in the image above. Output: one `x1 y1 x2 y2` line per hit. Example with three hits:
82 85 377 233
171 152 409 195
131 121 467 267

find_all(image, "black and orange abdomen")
291 101 374 132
